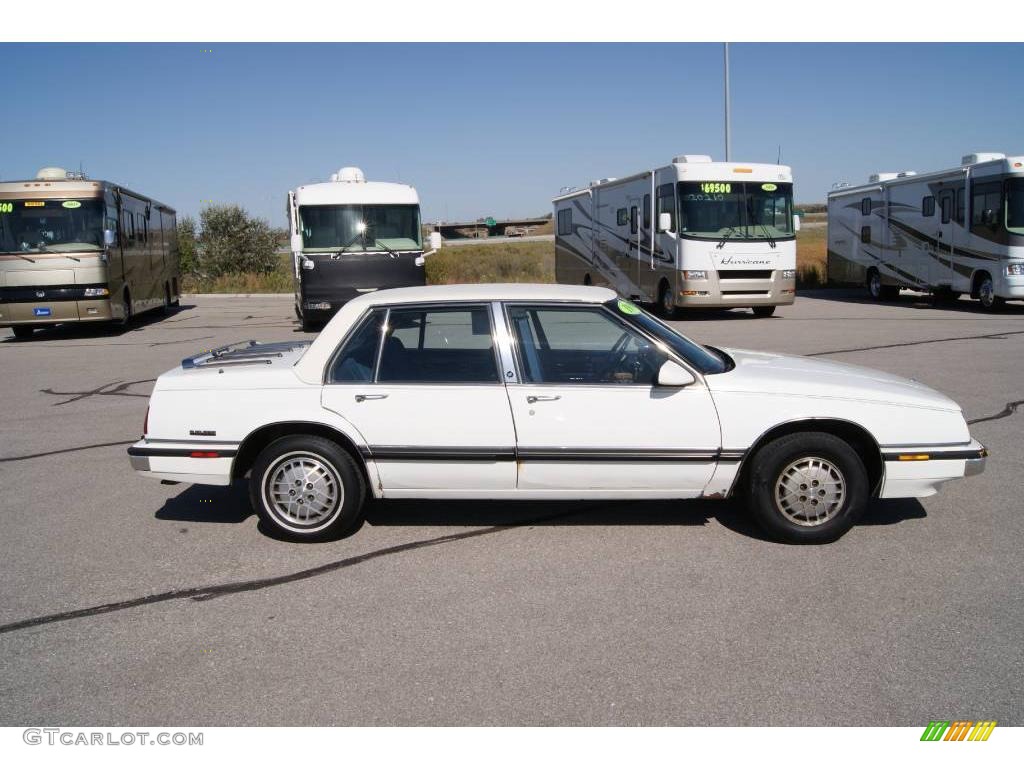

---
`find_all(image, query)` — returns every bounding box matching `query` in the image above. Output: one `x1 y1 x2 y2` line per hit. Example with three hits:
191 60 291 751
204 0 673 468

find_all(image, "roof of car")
292 283 618 384
349 282 617 308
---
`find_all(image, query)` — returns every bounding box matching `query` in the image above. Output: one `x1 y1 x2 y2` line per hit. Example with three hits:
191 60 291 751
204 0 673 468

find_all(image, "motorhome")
553 155 797 317
288 167 439 330
827 152 1024 310
0 167 179 338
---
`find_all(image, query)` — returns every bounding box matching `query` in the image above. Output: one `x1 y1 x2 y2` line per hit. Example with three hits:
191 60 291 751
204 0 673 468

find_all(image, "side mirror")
103 229 116 247
656 360 695 387
793 214 801 232
657 212 672 233
429 231 442 250
301 258 315 270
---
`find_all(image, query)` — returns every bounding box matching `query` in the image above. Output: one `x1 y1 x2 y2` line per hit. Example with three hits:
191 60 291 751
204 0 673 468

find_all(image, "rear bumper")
878 439 987 498
128 439 238 486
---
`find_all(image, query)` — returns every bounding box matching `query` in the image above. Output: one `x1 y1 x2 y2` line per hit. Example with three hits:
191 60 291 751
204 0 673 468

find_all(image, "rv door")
935 187 956 288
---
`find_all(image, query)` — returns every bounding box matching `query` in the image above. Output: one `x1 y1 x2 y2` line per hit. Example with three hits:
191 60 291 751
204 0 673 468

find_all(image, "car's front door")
502 303 721 494
321 303 517 494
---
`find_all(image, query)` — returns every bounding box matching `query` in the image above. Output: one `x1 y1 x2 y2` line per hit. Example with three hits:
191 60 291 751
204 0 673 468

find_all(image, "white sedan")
128 284 986 543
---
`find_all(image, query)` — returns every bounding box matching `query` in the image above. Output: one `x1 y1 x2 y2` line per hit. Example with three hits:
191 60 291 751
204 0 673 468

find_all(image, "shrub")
197 204 279 276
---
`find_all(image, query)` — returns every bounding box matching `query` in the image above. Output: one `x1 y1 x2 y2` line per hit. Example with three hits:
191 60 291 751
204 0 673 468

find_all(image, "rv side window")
861 198 872 216
630 206 638 235
656 184 676 231
971 181 1004 233
557 208 572 236
955 188 965 225
616 208 628 227
860 226 871 244
940 196 952 224
643 195 651 229
922 196 935 217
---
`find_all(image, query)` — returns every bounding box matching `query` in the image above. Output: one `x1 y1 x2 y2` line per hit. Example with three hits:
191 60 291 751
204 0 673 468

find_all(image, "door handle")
355 394 388 402
526 395 561 403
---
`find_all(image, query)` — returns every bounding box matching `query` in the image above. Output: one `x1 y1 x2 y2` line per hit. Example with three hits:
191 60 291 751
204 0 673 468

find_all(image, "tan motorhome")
0 167 180 339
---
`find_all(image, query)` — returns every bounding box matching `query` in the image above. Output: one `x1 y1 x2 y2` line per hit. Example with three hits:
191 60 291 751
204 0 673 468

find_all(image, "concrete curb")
182 293 293 299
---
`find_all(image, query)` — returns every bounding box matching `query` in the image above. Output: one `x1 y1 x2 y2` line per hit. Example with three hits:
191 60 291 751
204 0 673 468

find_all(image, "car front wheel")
746 431 868 543
249 435 366 541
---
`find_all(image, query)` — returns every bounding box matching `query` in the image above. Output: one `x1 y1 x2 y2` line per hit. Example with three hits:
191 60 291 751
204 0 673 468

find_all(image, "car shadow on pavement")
154 484 927 543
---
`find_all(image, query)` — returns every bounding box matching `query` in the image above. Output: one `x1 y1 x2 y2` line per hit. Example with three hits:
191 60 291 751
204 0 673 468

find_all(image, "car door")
321 303 517 494
502 302 721 494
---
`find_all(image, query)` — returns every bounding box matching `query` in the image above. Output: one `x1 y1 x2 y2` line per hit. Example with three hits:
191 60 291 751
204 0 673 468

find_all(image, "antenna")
723 43 732 162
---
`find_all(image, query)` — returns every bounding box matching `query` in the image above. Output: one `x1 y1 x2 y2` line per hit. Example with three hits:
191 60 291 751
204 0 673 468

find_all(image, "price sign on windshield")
700 182 731 194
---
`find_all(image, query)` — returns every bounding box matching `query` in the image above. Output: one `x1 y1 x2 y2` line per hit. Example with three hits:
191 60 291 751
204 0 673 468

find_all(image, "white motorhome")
553 155 798 317
827 152 1024 310
288 167 436 331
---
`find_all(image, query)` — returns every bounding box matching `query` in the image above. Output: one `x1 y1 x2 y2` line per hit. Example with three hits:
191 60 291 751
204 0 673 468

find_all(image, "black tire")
880 285 900 300
117 289 133 328
162 284 172 315
583 274 592 286
657 281 677 319
746 431 868 544
751 305 776 318
248 435 366 542
11 326 34 340
976 273 1005 312
866 269 886 300
301 316 318 333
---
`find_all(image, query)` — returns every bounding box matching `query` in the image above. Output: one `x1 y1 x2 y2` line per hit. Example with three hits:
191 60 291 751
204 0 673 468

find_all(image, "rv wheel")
867 270 883 300
751 306 776 318
12 326 34 340
976 274 1005 312
657 281 678 319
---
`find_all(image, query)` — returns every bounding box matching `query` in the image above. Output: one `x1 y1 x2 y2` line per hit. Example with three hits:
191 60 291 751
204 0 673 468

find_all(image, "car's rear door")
321 303 517 494
502 302 720 494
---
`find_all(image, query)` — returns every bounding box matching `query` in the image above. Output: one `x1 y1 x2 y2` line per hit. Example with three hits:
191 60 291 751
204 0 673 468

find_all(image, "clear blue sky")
2 43 1022 226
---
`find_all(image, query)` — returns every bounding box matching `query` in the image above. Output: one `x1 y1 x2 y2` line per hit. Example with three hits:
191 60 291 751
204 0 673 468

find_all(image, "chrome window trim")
490 300 519 384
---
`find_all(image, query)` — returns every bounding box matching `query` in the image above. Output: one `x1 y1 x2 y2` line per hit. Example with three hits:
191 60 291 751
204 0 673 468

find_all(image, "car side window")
378 305 499 383
507 305 668 385
329 308 386 382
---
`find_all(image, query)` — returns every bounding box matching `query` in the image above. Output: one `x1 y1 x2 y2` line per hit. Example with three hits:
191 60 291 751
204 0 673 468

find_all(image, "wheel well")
732 419 884 498
231 422 371 488
971 269 991 297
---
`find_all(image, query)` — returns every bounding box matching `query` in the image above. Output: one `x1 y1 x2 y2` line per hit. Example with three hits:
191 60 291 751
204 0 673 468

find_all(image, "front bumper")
878 439 987 498
0 298 113 325
676 273 796 307
128 439 238 486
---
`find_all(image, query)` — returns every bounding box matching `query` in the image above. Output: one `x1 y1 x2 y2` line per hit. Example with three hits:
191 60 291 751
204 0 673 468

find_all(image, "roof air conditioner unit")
332 166 366 183
673 155 713 164
36 167 69 180
961 152 1005 165
869 172 899 183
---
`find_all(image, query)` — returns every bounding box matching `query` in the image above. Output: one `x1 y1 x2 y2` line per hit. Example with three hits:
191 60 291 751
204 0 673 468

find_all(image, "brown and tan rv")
0 167 180 339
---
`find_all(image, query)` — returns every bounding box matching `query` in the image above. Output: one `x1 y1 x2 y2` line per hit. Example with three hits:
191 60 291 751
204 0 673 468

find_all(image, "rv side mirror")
793 214 801 232
290 233 303 253
103 229 116 247
656 360 695 387
429 231 442 250
657 212 672 233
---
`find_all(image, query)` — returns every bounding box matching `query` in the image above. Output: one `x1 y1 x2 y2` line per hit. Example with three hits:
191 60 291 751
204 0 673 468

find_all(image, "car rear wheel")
249 435 365 541
746 431 868 543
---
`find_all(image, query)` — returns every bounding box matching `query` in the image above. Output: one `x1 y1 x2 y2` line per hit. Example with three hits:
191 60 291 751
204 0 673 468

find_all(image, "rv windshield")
299 204 422 252
0 198 105 254
1006 179 1024 235
677 182 794 241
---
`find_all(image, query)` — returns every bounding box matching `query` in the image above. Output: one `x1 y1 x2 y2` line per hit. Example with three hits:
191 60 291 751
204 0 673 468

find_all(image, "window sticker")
617 299 641 315
761 183 778 192
62 200 82 209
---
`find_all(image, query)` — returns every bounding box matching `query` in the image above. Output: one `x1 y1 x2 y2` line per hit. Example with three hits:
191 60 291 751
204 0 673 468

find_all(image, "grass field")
182 230 829 293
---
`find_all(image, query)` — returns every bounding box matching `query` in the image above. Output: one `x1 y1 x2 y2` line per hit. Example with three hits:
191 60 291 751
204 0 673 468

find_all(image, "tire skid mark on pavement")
968 399 1024 425
805 328 1024 357
0 508 589 636
0 439 136 464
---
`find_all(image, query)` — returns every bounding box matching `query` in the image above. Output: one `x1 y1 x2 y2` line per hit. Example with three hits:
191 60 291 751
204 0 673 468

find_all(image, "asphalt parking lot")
0 290 1021 726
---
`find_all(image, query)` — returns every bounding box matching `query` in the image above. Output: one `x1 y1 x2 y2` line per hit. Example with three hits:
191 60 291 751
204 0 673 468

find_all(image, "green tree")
198 204 279 276
177 215 199 274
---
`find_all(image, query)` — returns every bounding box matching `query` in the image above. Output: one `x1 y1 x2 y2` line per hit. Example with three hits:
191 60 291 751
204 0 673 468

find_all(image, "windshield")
677 181 794 241
605 299 728 374
1006 179 1024 235
0 198 105 254
299 204 421 252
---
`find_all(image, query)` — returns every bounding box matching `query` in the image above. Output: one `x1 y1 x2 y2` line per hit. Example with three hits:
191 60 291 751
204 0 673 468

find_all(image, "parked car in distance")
128 284 986 543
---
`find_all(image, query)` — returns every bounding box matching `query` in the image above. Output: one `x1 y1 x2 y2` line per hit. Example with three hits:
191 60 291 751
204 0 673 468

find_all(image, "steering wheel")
597 331 633 381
